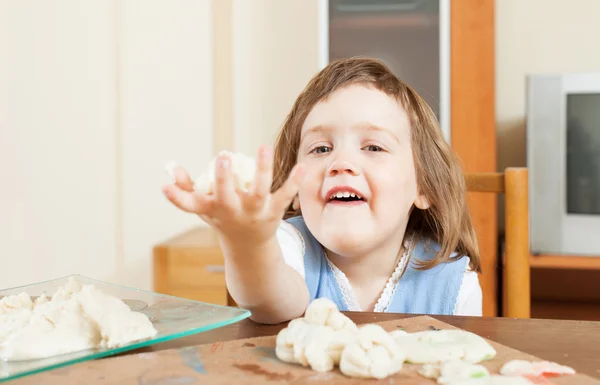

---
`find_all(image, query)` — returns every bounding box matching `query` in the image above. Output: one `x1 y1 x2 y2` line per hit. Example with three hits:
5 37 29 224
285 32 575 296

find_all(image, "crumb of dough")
445 374 535 385
418 360 490 384
500 359 575 377
0 277 157 361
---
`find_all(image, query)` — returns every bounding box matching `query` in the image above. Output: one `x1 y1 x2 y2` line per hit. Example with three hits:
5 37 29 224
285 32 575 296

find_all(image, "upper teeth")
330 191 361 199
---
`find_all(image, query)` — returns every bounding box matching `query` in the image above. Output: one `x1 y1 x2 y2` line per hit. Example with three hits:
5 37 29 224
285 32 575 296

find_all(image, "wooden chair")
465 167 530 319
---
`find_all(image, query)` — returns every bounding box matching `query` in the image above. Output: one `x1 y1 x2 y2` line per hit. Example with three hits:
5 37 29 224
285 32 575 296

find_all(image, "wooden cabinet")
153 226 229 306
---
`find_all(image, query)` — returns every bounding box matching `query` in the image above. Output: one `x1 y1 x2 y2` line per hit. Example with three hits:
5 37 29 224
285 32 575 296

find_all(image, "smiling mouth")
328 191 366 203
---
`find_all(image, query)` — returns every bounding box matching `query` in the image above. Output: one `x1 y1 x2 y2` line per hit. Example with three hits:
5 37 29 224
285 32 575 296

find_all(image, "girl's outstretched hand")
162 145 305 247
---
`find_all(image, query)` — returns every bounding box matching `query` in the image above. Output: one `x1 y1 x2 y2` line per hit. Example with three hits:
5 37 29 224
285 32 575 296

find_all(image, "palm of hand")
162 146 305 247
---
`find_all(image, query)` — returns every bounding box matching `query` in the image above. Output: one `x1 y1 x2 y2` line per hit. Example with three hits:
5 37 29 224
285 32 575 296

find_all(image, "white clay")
0 277 157 361
275 298 359 372
339 324 405 379
445 374 535 385
499 359 575 377
392 329 496 364
194 151 256 193
419 359 490 384
304 298 358 332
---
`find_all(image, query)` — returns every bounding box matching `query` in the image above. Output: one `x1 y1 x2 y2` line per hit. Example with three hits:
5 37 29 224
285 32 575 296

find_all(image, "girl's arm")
220 235 309 324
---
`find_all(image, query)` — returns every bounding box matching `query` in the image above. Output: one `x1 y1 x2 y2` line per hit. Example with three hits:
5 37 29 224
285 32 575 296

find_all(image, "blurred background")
2 0 600 320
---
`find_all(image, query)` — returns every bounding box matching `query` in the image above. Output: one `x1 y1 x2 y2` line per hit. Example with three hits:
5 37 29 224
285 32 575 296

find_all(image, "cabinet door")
327 0 450 141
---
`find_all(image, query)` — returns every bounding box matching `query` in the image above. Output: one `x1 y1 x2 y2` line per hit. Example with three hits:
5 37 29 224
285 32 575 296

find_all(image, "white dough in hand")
194 151 256 193
339 324 405 379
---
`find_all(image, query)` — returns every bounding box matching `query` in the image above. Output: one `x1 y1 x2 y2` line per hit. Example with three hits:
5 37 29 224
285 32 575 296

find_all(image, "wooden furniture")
450 0 497 317
13 313 600 383
465 168 530 319
153 226 229 306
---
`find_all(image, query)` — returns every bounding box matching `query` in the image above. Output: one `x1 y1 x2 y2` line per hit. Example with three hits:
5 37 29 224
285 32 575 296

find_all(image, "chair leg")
503 168 531 318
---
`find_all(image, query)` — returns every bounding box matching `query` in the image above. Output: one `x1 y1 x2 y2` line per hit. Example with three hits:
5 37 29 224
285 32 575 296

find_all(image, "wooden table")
138 313 600 379
9 313 600 384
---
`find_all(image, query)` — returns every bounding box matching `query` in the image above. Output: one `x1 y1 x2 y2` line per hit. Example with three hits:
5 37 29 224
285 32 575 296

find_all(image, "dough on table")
418 359 490 384
304 298 358 332
0 277 157 361
390 329 496 364
339 324 405 379
499 359 575 377
444 374 535 385
275 298 358 372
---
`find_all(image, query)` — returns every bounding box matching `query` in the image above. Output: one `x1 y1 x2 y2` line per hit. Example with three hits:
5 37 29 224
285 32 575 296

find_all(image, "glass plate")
0 274 251 382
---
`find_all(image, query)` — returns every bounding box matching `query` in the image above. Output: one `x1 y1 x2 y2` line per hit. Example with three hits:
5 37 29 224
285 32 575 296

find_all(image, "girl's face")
296 84 427 258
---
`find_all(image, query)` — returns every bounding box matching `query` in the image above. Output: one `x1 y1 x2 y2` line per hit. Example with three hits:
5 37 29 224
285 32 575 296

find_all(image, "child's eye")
310 146 331 154
363 145 384 152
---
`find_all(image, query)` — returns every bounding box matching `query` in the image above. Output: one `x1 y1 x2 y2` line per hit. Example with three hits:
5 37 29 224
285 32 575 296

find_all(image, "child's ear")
292 196 300 211
414 194 430 210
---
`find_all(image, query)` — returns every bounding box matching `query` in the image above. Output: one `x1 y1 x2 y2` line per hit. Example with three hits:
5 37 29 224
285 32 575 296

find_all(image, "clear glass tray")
0 274 251 382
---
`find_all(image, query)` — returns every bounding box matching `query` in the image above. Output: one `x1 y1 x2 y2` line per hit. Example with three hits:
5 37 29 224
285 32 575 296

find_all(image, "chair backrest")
465 167 530 318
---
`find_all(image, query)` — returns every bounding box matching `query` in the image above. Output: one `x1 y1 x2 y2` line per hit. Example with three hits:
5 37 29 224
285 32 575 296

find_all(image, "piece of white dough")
419 360 490 384
500 359 575 377
194 151 256 193
304 298 358 332
0 277 157 361
445 374 535 385
392 329 496 364
339 324 405 379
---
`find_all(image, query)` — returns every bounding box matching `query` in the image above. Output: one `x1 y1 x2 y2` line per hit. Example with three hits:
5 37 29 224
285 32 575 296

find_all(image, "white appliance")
527 72 600 256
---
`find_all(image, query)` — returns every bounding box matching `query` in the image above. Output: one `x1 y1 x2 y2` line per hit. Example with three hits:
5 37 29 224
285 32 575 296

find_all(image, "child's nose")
327 159 359 176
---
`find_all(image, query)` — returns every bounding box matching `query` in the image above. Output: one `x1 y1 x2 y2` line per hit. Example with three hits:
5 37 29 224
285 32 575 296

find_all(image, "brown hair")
271 57 481 273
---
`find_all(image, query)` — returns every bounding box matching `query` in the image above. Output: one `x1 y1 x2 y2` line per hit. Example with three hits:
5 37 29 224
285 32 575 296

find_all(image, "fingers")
249 145 274 201
162 185 212 214
173 166 195 192
164 162 195 192
213 152 238 207
271 163 306 214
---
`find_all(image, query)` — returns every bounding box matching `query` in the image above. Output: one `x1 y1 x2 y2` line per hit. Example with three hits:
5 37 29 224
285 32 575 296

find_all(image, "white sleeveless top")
276 220 482 316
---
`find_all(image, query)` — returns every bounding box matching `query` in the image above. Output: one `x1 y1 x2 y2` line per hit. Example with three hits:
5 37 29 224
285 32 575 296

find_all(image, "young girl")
162 57 482 324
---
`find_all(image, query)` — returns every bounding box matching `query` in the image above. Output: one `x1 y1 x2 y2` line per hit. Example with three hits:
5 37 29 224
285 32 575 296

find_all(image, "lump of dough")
51 276 83 302
73 285 157 348
392 329 496 364
275 317 357 373
499 359 575 377
0 277 157 361
0 293 33 314
193 151 256 193
419 360 490 384
275 318 334 372
339 324 405 379
1 300 100 361
304 298 358 332
445 374 535 385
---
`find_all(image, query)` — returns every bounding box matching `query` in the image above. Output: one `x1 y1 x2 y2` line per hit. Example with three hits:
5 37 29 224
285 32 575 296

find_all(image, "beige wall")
0 0 213 290
496 0 600 171
230 0 320 156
